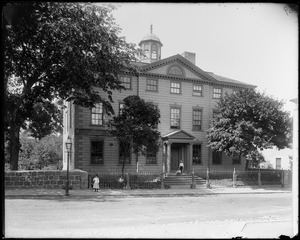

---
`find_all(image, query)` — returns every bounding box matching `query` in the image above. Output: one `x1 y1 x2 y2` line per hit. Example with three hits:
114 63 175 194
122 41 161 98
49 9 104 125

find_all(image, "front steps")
164 173 207 188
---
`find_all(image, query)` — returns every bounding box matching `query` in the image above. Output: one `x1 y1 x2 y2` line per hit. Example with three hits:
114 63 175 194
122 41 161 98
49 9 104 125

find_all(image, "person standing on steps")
179 160 184 173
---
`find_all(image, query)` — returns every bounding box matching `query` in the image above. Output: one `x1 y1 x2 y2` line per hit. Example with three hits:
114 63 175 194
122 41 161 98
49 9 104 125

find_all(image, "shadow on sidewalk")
245 185 292 191
5 193 125 202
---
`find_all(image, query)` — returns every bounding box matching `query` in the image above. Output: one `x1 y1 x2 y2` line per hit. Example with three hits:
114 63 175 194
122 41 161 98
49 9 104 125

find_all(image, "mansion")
63 27 254 174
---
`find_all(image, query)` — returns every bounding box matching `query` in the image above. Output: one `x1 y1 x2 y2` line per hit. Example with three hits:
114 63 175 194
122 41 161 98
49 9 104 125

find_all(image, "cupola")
138 25 163 63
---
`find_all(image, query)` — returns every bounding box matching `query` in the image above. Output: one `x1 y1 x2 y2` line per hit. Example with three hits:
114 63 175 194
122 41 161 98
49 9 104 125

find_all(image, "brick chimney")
181 51 196 65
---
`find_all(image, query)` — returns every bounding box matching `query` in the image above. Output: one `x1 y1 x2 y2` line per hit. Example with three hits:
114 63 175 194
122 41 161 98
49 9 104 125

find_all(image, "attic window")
168 66 183 76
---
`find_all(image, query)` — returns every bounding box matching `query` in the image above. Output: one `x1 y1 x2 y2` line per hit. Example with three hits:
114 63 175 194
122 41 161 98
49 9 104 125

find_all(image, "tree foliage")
248 151 265 168
207 88 292 170
9 134 63 171
4 2 140 169
107 95 161 174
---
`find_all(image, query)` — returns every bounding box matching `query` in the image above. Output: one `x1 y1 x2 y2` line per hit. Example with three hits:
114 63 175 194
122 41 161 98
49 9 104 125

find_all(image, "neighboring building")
63 26 254 173
260 147 292 170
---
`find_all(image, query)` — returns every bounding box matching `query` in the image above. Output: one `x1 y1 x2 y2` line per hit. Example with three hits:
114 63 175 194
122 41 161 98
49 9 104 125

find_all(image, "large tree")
4 2 140 170
107 95 161 174
207 88 292 170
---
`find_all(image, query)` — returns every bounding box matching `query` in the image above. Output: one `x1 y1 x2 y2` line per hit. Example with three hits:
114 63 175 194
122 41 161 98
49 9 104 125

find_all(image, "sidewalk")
5 186 295 238
5 185 292 199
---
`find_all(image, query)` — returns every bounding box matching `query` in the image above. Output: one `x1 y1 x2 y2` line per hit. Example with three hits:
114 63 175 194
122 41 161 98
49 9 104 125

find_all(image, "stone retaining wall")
5 170 88 189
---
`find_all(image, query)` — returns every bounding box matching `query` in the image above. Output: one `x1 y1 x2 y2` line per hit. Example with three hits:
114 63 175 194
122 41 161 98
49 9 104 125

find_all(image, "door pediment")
162 130 195 141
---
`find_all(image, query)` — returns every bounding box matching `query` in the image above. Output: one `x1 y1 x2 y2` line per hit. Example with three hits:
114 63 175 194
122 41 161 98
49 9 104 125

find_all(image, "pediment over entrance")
162 130 195 141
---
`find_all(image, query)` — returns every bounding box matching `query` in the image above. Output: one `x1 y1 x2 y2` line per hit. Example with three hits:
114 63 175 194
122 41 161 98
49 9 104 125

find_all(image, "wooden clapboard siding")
64 55 250 173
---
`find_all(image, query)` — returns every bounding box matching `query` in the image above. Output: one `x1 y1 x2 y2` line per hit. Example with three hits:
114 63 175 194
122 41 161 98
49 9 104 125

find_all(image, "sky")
100 2 298 115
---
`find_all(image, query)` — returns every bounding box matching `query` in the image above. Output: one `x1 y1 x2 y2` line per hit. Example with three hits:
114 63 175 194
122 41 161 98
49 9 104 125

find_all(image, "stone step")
164 174 206 186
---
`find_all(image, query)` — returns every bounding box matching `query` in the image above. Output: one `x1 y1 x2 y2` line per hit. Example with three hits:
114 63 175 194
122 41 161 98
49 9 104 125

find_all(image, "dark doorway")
171 144 182 170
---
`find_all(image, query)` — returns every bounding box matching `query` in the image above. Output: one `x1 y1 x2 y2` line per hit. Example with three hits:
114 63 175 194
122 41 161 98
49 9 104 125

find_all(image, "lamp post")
65 136 72 196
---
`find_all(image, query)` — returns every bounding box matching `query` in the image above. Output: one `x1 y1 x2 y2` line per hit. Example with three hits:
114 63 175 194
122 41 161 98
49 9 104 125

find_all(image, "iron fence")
87 168 289 189
129 174 162 189
99 173 125 189
197 168 286 187
89 171 163 189
234 170 259 186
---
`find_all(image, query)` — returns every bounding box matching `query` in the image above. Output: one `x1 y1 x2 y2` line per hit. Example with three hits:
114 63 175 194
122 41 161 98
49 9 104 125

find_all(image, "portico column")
162 143 166 174
166 141 172 173
189 143 193 172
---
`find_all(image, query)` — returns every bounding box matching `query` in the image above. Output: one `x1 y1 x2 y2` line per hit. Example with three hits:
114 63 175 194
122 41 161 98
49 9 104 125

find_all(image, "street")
5 193 293 238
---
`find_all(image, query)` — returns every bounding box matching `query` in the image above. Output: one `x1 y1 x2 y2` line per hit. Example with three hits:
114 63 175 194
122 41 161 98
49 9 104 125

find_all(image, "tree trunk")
121 142 133 175
122 157 125 175
245 159 250 171
9 122 21 170
135 149 138 174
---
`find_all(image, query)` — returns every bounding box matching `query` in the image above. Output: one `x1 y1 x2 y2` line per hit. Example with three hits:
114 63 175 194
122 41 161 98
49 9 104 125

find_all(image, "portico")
162 130 201 173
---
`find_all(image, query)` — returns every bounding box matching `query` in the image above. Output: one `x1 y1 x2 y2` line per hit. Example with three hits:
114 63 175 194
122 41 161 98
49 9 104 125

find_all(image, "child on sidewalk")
93 174 100 192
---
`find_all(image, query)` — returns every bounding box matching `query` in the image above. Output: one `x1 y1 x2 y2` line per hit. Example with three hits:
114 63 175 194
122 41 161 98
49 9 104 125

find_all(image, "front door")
171 145 181 170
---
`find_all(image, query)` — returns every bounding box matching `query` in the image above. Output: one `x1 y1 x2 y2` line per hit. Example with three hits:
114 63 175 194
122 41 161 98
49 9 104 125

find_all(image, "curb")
5 190 292 199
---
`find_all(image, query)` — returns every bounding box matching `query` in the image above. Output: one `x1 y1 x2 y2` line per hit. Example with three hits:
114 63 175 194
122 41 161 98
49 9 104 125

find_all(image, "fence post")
206 168 211 188
191 168 196 189
233 168 237 188
281 169 284 188
258 169 262 186
88 170 91 189
126 173 131 190
161 172 165 189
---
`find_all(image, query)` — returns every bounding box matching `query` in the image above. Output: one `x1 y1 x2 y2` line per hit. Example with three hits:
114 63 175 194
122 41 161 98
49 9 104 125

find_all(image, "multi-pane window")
91 141 103 164
212 111 221 119
119 142 131 164
193 144 202 164
120 76 131 89
170 82 181 94
151 44 157 59
232 153 241 165
213 88 222 98
193 110 202 131
146 79 158 92
276 158 281 169
91 103 103 125
170 108 180 129
212 151 222 165
193 84 203 96
146 149 157 164
119 103 125 115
